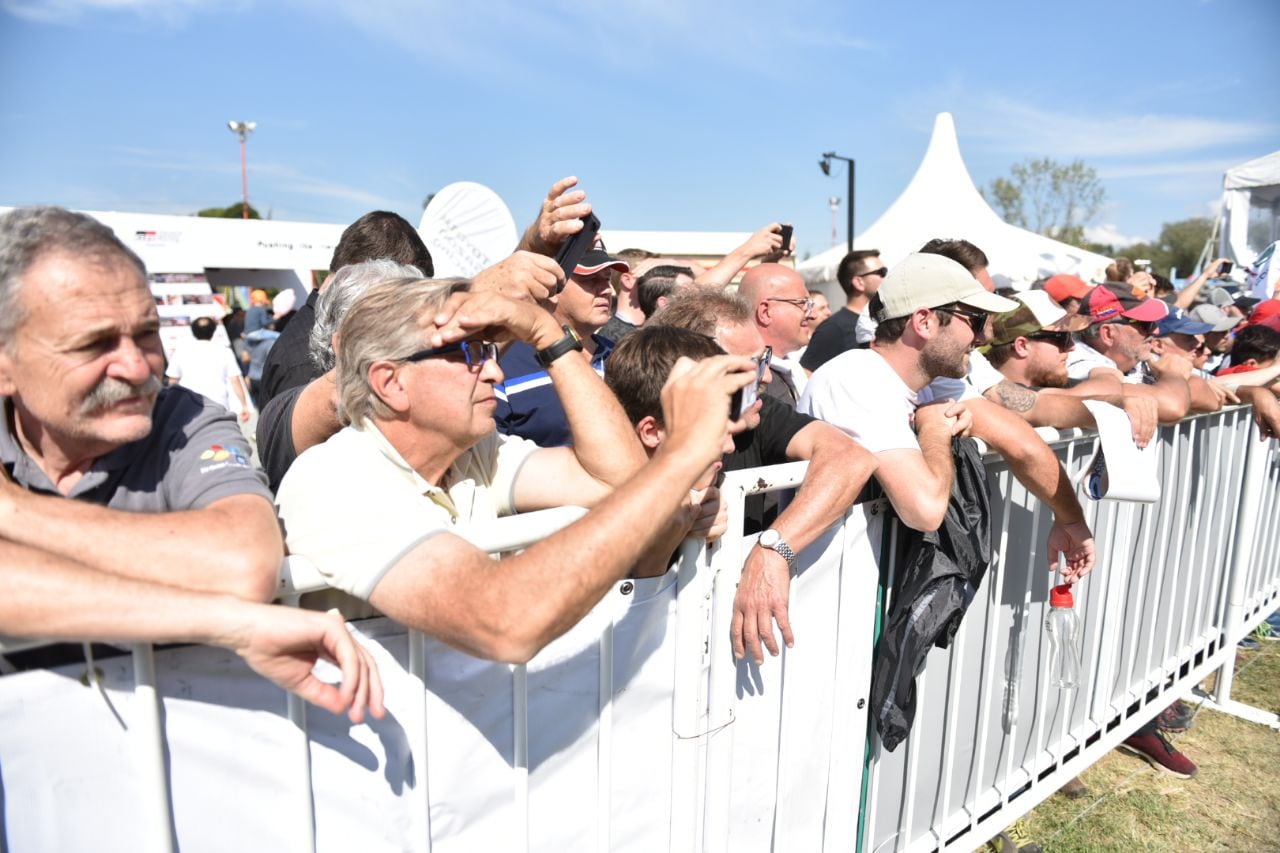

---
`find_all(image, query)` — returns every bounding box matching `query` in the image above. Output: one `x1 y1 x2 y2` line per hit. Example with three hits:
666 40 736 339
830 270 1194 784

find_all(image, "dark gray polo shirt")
1 387 271 509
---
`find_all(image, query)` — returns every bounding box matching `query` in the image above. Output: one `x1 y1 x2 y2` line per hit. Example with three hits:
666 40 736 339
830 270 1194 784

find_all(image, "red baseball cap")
1246 298 1280 328
1080 283 1169 325
1043 273 1090 305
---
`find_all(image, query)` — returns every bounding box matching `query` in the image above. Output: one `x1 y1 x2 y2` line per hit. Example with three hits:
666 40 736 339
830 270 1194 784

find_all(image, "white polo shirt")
799 349 919 454
277 421 539 599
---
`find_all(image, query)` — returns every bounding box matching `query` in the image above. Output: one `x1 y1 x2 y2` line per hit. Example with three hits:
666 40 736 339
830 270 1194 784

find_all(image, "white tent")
799 113 1113 290
1217 150 1280 268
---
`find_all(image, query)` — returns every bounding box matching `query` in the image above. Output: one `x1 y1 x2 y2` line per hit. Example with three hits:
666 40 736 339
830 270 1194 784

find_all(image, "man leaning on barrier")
276 277 756 663
0 206 282 602
801 253 1096 581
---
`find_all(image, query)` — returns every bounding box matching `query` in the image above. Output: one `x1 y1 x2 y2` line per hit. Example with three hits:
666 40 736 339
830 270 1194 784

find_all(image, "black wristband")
535 325 584 368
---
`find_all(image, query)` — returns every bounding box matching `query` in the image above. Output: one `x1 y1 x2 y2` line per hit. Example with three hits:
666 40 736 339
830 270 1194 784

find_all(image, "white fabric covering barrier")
1 409 1277 852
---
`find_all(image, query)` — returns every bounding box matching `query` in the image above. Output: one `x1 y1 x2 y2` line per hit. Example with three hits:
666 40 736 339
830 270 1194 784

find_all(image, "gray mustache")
80 374 162 414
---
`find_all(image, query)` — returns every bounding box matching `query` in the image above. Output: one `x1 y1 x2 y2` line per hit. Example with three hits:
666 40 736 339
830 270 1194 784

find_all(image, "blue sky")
1 0 1276 260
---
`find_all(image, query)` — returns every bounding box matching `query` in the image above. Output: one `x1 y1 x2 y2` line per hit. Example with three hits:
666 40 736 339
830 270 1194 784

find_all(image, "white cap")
876 253 1018 321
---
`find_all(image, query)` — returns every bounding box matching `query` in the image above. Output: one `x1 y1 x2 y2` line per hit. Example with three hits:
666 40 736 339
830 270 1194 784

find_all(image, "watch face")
759 529 780 548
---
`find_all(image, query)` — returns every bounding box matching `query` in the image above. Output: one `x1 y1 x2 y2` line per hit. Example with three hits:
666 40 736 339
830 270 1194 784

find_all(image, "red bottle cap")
1050 583 1074 608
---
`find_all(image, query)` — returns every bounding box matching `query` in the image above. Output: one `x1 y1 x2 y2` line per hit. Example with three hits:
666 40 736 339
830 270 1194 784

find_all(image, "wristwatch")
535 325 584 368
756 529 797 569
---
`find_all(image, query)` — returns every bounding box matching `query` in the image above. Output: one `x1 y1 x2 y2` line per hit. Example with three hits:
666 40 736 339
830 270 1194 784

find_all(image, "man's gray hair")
0 206 145 351
650 285 752 337
336 276 470 425
310 259 422 372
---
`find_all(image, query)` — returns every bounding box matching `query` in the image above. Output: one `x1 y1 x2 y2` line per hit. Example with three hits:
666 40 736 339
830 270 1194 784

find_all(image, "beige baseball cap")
875 253 1018 321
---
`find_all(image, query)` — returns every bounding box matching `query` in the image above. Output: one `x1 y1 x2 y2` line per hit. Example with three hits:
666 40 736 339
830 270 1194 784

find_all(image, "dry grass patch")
1015 639 1280 852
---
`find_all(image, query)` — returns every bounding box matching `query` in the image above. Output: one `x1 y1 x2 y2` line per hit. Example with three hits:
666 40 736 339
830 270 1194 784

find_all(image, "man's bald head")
738 263 812 356
738 263 805 305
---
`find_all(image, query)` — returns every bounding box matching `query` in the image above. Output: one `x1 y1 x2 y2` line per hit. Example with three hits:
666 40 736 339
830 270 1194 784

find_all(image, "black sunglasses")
401 340 498 368
1026 330 1074 351
935 305 989 335
858 266 889 279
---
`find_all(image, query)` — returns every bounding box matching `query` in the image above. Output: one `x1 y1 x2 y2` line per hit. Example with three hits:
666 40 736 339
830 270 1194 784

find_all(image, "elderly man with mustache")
0 206 283 605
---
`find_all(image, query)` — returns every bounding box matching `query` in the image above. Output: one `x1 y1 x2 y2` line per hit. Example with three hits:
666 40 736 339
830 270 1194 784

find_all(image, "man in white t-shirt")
277 277 756 663
165 316 250 420
802 253 1096 580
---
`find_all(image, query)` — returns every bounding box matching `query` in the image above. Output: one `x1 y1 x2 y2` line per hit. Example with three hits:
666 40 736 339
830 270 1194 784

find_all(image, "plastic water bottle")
1045 583 1081 690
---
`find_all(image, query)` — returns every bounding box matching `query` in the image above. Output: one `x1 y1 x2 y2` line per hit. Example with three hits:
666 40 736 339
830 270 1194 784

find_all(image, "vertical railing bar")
513 664 530 853
968 464 1015 831
862 514 900 853
282 593 316 853
897 663 926 851
1175 419 1206 664
1159 422 1198 675
597 622 614 853
1143 424 1180 687
1191 413 1229 648
407 629 433 853
131 642 176 853
1003 477 1041 805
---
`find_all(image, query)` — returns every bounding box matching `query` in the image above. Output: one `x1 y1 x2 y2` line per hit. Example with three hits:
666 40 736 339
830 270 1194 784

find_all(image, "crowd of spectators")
1 185 1278 806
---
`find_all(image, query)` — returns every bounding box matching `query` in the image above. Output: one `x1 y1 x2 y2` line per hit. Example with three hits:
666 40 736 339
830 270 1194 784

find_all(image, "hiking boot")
1119 726 1197 778
1156 700 1194 733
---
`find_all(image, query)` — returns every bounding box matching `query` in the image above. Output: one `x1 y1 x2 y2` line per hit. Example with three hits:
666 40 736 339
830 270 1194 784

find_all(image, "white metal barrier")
0 407 1276 852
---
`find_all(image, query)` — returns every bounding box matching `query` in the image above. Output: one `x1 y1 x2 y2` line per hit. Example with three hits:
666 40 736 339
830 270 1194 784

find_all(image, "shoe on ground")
1119 727 1198 778
1238 636 1261 651
1156 700 1194 733
1057 775 1089 799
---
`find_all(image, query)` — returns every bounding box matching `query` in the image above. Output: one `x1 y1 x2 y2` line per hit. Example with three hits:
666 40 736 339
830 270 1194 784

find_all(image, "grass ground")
1007 634 1280 852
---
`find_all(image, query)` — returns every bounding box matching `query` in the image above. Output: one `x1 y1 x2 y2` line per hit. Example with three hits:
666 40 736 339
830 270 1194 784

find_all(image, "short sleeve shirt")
800 349 919 454
723 396 815 533
1066 340 1118 382
0 388 270 511
276 422 539 599
800 308 861 372
256 384 305 493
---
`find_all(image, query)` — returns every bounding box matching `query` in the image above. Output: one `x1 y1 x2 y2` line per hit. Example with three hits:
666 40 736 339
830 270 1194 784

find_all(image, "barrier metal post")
1207 425 1280 729
131 643 176 853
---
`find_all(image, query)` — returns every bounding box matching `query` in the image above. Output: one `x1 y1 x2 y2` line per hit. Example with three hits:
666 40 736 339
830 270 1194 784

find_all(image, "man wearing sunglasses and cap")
982 292 1159 448
495 244 629 448
1149 308 1240 412
1067 283 1194 424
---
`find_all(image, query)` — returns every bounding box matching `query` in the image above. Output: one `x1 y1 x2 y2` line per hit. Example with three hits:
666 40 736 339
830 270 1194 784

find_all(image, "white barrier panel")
0 406 1275 852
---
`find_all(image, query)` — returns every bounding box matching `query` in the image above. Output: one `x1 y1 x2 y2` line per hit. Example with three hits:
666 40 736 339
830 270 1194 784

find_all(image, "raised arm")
694 223 788 287
516 175 593 257
428 290 647 509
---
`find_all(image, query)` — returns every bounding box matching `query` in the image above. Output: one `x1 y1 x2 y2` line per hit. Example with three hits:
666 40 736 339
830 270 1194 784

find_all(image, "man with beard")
802 254 1096 579
0 207 281 603
983 292 1159 447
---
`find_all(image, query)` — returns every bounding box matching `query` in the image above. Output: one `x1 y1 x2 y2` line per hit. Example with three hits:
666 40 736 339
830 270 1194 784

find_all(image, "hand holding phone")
553 212 602 290
778 224 793 255
1219 260 1234 276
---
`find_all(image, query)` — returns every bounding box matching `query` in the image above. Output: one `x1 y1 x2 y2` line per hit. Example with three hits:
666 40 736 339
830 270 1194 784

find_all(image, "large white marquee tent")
1217 149 1280 269
798 113 1113 290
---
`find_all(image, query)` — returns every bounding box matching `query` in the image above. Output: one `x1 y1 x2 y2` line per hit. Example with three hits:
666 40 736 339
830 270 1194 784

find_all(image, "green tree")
197 202 261 219
1153 217 1212 278
982 157 1106 246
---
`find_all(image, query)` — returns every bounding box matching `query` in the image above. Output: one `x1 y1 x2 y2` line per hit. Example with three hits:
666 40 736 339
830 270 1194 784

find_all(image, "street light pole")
819 152 855 254
227 120 257 220
828 196 841 248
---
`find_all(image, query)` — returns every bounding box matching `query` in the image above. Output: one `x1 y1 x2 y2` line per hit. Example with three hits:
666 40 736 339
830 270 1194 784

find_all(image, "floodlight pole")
227 120 257 219
820 152 855 253
828 197 841 248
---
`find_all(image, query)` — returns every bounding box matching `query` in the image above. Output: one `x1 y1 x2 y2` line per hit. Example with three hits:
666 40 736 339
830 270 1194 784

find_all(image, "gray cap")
1189 303 1242 332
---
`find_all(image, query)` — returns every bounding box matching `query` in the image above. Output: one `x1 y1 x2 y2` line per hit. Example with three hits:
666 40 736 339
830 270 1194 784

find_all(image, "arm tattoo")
990 379 1037 413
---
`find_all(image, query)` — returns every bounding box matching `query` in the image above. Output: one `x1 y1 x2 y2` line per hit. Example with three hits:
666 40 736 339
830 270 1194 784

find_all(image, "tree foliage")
982 157 1106 247
197 202 261 219
1082 217 1214 278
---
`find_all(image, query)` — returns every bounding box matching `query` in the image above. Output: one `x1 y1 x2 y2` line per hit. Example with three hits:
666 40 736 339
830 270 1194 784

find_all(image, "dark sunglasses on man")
1026 330 1074 351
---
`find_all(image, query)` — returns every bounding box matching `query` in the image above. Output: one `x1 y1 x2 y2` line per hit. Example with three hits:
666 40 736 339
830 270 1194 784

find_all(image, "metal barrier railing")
0 407 1275 852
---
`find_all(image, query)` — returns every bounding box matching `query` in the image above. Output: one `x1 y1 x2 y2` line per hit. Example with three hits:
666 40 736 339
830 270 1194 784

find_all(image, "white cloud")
963 96 1276 159
2 0 232 24
1085 223 1148 248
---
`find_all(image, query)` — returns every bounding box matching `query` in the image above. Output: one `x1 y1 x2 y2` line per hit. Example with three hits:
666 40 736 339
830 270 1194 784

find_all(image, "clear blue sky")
2 0 1276 260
